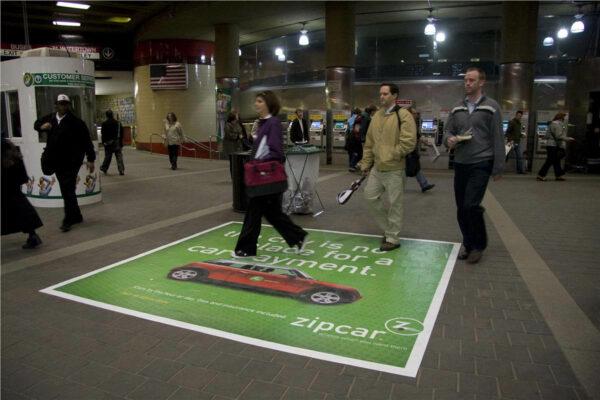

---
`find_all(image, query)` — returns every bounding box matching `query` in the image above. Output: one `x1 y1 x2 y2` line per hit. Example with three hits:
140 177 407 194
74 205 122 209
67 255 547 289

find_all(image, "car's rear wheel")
168 269 207 281
305 289 344 305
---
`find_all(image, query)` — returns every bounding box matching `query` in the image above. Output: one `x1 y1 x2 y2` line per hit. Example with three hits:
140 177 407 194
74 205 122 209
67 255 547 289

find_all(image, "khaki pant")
363 168 405 244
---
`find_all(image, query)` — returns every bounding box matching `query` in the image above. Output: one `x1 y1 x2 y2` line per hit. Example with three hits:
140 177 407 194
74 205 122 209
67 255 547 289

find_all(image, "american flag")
150 64 188 90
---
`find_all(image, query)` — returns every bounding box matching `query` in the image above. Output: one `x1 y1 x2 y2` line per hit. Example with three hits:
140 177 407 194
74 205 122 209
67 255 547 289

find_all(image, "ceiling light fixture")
238 48 242 56
299 23 309 46
571 8 585 33
53 20 81 27
435 31 446 42
108 16 131 23
275 47 284 56
277 53 286 62
543 36 554 46
557 27 569 39
424 8 436 36
56 1 90 10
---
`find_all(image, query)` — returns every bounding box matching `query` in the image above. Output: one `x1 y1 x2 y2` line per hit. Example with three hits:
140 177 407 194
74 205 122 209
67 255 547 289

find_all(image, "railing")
148 133 219 160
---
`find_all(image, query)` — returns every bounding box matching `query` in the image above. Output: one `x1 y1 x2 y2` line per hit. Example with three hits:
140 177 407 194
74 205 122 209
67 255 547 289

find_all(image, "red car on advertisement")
167 259 361 305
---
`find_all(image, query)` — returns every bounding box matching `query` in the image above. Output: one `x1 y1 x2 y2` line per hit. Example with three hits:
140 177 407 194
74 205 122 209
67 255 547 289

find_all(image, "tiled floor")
2 147 599 400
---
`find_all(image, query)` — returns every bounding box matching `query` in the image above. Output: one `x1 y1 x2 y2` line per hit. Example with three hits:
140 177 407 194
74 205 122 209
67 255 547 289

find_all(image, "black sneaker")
422 184 435 193
380 242 401 252
22 234 42 249
60 222 72 232
232 250 255 258
458 246 470 260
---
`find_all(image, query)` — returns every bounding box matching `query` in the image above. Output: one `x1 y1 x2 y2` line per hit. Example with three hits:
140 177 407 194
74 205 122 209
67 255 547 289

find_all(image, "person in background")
234 91 307 257
233 111 252 150
163 112 184 170
537 112 574 181
223 112 243 176
34 94 96 232
346 108 362 172
360 105 377 145
444 67 504 264
2 139 43 249
290 108 309 144
505 110 526 174
407 107 435 193
358 84 417 251
100 110 125 176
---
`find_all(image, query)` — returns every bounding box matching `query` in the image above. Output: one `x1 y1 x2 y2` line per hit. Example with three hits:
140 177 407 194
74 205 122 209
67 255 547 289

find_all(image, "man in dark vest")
289 109 309 143
34 94 96 232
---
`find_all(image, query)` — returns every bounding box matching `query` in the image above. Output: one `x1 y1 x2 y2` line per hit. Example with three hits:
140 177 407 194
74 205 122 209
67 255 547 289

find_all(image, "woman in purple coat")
234 91 307 257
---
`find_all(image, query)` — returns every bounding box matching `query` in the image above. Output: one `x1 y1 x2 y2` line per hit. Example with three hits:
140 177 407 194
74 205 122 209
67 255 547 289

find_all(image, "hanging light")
571 7 585 33
557 27 569 39
435 31 446 42
543 36 554 46
299 23 309 46
277 53 286 62
274 47 284 56
424 8 436 36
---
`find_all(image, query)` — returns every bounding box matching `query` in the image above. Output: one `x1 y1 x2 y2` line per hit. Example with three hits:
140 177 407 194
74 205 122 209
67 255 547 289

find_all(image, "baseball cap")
56 94 71 103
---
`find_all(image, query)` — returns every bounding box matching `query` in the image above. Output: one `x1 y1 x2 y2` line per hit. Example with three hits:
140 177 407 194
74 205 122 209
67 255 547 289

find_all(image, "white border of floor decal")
40 221 460 377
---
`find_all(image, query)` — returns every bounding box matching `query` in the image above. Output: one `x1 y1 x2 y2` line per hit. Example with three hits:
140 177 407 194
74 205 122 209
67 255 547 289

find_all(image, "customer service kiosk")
308 110 325 147
332 110 349 149
0 48 101 207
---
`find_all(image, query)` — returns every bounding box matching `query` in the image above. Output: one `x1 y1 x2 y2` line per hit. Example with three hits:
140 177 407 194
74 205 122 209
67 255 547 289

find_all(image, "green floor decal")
41 222 459 377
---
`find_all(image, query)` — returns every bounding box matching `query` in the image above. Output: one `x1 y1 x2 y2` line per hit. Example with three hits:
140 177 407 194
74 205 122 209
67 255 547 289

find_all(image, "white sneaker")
295 235 308 254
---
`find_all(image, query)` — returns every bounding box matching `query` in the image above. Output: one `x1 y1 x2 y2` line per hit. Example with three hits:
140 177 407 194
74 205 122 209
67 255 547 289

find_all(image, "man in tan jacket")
358 83 417 251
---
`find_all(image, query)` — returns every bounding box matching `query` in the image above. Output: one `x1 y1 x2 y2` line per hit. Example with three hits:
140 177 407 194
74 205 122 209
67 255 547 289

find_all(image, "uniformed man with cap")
34 94 96 232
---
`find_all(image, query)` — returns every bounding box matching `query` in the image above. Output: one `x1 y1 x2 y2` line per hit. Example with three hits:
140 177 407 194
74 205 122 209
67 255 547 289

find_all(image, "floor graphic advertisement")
41 222 460 377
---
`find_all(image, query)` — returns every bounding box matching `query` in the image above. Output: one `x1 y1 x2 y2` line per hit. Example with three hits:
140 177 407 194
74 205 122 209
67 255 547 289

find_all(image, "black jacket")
101 117 122 147
34 112 96 169
290 118 309 143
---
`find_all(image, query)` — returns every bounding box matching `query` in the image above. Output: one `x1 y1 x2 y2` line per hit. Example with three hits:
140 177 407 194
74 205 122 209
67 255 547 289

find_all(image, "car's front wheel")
304 289 346 305
168 269 207 281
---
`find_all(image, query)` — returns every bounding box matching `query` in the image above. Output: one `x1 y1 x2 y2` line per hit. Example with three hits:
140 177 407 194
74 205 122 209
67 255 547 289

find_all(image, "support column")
325 2 355 165
499 1 538 166
215 23 240 147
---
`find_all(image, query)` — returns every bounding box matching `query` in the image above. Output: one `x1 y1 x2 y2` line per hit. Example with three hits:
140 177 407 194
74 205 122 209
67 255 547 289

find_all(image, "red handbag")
244 159 288 198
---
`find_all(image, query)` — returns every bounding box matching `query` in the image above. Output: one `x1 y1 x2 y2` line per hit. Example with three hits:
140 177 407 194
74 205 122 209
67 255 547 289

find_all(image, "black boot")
22 233 42 249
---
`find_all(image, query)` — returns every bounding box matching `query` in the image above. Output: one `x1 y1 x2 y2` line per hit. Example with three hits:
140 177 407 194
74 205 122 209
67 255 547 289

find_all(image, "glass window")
1 91 22 138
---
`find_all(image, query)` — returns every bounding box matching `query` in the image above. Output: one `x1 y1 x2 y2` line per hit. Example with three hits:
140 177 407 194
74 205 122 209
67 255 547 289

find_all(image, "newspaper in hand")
456 127 473 142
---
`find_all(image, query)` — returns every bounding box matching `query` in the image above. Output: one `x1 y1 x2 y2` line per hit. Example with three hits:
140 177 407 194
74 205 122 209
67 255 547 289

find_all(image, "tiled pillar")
215 24 240 144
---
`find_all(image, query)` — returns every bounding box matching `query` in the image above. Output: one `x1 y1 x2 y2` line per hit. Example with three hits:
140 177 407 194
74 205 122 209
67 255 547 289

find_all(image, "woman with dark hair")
223 112 243 176
163 112 184 170
537 112 574 181
2 139 43 249
234 91 308 257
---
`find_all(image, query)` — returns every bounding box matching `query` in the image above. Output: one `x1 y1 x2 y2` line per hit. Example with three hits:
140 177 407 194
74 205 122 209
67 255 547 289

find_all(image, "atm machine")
308 110 325 147
420 119 437 152
332 110 349 149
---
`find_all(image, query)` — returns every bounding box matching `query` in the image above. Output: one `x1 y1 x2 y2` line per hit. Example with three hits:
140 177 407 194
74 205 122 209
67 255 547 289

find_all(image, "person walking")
358 83 417 252
537 112 574 181
407 107 435 193
163 112 184 170
2 139 43 248
444 67 505 264
34 94 96 232
505 110 526 174
223 112 244 176
290 108 309 144
234 90 308 257
346 108 362 171
100 110 125 175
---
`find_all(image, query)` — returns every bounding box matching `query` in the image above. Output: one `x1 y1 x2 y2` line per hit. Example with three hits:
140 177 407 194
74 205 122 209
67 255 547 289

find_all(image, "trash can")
283 145 322 214
231 151 252 212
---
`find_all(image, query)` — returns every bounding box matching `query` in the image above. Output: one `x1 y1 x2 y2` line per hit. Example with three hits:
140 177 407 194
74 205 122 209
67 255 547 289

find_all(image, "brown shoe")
458 246 470 260
380 242 401 252
467 250 483 264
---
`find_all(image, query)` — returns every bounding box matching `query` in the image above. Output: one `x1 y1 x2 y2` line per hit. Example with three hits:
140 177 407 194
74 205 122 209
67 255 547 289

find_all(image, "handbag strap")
394 106 418 153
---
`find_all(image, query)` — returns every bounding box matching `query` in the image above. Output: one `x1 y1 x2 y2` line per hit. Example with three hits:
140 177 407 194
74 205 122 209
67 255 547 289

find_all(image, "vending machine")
331 110 349 149
0 48 101 208
420 119 437 153
308 110 325 147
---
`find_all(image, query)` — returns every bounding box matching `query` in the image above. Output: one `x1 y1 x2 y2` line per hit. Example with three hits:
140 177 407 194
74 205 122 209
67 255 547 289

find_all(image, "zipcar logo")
384 317 424 336
291 317 387 339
